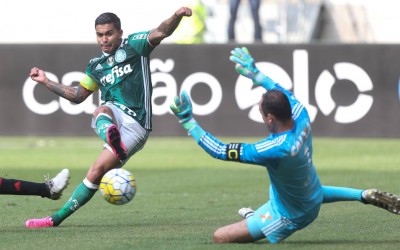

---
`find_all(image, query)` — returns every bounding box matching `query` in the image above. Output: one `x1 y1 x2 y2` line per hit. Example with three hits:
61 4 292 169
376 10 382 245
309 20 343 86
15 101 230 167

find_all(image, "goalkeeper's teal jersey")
197 84 323 224
84 31 155 130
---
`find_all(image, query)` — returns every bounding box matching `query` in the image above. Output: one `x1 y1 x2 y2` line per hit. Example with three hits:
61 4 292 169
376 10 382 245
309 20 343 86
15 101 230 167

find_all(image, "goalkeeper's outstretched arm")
229 47 277 91
170 91 239 161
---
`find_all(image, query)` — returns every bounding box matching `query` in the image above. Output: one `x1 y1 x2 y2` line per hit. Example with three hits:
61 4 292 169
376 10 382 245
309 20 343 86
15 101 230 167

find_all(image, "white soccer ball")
99 168 136 205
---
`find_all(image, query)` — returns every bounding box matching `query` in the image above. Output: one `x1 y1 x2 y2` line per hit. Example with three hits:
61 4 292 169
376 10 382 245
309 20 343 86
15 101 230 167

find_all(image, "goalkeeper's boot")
107 125 127 161
238 207 255 219
25 216 54 228
45 168 70 200
362 189 400 215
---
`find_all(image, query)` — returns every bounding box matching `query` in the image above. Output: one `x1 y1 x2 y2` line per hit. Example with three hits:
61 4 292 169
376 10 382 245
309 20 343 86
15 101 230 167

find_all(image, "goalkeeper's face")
259 100 274 133
95 23 123 54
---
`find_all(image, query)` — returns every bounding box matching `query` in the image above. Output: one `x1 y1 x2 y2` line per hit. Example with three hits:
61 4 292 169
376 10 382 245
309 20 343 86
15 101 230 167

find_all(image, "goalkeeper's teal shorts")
246 201 319 243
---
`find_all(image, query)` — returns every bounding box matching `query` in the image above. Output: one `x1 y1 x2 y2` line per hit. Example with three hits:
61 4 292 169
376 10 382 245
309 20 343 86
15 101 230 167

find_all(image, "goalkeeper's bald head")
261 90 292 122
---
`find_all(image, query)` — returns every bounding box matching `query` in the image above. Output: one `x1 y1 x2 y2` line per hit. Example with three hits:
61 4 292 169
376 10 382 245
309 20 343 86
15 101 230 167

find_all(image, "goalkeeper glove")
170 91 198 131
229 47 275 89
229 47 260 80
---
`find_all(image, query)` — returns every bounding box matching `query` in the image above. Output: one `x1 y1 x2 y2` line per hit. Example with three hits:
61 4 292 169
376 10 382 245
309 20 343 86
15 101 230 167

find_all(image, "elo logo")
235 50 373 124
315 62 373 123
22 50 374 126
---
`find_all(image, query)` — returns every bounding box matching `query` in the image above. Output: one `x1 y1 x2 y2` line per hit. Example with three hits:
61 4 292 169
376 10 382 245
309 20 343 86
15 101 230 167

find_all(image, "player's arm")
148 7 192 46
230 48 307 121
169 91 232 161
30 67 93 104
170 91 253 162
229 47 277 91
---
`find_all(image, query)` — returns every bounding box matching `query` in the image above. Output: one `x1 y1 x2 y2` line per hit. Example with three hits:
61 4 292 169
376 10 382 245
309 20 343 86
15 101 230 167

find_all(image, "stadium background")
1 0 399 138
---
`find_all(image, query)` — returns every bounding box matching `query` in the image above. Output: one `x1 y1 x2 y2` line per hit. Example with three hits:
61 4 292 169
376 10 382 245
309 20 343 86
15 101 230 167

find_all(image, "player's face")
259 100 272 132
95 23 123 54
258 99 275 133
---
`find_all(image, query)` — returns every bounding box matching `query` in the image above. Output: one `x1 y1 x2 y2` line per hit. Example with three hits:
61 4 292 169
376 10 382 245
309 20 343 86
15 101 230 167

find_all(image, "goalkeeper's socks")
0 177 48 197
322 186 363 203
95 113 114 143
51 180 98 226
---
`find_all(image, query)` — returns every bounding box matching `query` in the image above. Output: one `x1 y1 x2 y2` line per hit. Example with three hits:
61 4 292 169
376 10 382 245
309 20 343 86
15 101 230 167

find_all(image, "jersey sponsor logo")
115 49 126 63
100 64 133 85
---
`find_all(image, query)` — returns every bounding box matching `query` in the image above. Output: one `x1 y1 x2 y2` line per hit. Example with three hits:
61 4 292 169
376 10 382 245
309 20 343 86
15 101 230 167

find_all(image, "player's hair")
261 90 292 122
95 12 121 31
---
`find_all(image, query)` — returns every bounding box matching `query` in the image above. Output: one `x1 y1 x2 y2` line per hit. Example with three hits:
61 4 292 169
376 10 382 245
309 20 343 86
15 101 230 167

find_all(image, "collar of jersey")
102 38 125 57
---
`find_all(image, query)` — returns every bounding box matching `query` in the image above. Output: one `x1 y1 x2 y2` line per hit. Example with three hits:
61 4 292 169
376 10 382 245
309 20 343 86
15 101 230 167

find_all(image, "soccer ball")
100 168 136 205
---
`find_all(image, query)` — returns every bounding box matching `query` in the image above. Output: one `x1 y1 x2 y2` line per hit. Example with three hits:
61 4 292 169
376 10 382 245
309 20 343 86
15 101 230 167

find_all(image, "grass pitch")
1 136 400 250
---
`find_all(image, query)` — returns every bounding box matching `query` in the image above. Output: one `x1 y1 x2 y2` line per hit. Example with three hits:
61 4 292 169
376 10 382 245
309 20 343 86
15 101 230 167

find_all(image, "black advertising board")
0 44 399 137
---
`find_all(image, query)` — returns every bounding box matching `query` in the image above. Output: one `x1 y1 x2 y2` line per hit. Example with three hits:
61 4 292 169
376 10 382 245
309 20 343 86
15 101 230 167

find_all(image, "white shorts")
91 103 150 165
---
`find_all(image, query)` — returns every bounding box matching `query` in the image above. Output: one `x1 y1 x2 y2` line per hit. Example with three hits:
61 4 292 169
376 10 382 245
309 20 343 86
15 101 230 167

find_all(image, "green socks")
95 113 113 143
51 181 97 226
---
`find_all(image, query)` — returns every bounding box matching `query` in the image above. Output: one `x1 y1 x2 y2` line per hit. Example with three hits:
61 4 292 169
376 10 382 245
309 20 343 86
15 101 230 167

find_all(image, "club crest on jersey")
107 56 114 66
115 49 126 63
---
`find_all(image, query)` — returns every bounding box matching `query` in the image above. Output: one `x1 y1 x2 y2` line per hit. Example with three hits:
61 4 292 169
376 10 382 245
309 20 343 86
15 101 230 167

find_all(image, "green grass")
1 136 400 250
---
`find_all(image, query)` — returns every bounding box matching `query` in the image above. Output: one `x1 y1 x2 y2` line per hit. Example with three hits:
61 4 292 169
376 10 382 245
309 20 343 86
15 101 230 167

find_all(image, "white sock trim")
95 113 113 123
83 178 99 190
361 190 368 200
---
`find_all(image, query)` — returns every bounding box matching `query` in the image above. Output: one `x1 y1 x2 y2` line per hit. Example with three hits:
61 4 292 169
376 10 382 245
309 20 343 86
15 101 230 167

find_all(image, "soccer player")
0 169 69 200
170 47 400 244
25 7 192 228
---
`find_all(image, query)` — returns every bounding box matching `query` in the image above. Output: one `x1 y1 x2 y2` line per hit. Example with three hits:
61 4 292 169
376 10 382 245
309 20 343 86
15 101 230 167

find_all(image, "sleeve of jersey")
128 31 155 57
239 140 288 169
80 75 99 92
254 73 278 91
196 133 279 167
197 132 231 161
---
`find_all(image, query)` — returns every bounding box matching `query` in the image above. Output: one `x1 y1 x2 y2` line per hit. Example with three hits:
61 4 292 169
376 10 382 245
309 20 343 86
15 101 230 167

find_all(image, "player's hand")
30 67 49 85
175 7 192 18
229 47 260 80
170 90 193 124
170 91 203 139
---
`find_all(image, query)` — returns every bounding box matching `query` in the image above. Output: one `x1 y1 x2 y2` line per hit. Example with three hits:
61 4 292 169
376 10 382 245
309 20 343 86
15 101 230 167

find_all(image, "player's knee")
93 106 113 119
213 228 228 244
87 164 112 184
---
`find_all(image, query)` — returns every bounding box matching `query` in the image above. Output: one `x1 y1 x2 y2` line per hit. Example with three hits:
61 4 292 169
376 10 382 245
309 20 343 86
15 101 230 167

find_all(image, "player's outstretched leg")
362 189 400 215
106 125 127 161
26 179 98 228
45 168 70 200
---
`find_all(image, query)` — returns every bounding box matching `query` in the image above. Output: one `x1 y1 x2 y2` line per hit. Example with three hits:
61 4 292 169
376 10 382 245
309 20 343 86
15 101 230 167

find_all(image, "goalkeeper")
170 47 400 244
